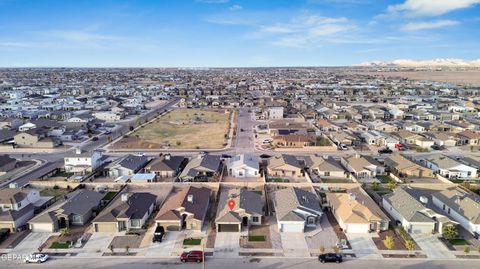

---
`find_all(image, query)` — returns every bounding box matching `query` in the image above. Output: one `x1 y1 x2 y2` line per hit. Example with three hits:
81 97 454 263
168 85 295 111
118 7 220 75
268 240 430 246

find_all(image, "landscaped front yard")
115 108 231 149
183 238 202 246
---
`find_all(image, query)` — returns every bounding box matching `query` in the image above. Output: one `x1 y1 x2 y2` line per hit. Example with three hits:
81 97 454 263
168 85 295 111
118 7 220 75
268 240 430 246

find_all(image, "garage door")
0 222 13 231
280 222 304 232
94 223 117 233
30 223 53 233
218 224 239 232
411 224 434 234
346 223 369 233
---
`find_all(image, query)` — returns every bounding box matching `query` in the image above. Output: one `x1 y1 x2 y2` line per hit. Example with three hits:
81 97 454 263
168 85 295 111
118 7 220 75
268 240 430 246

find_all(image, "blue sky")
0 0 479 67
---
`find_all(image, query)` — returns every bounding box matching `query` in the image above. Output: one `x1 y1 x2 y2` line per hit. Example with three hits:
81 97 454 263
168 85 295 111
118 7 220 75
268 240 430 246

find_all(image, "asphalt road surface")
1 257 477 269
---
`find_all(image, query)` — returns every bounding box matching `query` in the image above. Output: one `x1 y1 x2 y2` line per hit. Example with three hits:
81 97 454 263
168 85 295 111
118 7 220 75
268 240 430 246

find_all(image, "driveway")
346 233 382 259
411 234 455 259
144 231 180 258
281 233 309 257
82 233 114 253
306 215 339 251
214 232 240 258
13 232 51 254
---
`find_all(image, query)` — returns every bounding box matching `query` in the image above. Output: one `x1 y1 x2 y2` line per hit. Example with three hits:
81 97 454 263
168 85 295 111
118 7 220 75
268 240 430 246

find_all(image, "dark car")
318 253 342 263
431 144 444 151
378 147 393 154
240 128 244 132
152 226 165 243
180 250 203 263
0 228 10 243
92 136 99 141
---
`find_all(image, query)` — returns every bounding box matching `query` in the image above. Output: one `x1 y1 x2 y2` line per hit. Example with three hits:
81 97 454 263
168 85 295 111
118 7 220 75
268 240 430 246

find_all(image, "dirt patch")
114 108 230 149
373 230 420 251
240 225 272 249
109 234 145 249
354 70 480 86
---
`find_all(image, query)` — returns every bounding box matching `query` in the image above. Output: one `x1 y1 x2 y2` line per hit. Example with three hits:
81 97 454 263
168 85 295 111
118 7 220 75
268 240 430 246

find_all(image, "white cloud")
229 5 242 11
401 19 459 31
388 0 480 16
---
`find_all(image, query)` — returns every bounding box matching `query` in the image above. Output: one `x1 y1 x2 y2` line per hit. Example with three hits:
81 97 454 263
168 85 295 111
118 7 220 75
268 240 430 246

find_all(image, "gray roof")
94 192 156 222
383 187 435 223
274 187 322 222
432 188 480 224
146 155 186 172
179 154 221 179
215 188 263 222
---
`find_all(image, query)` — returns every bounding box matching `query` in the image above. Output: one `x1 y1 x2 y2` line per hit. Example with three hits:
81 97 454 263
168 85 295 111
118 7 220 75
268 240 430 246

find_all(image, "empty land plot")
354 70 480 86
119 109 230 149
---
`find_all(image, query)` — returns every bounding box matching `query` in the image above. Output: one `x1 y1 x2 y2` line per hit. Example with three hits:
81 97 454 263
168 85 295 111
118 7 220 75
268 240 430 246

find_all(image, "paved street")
1 257 478 269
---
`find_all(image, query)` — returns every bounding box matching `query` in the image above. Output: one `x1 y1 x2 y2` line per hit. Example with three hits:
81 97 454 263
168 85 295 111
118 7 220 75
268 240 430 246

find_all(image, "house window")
252 216 259 223
324 172 330 176
307 217 315 225
448 208 451 214
72 215 82 223
131 219 141 228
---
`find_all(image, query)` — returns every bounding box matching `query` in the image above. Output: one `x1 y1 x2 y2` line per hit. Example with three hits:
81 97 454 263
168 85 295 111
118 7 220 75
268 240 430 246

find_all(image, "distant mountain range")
356 58 480 68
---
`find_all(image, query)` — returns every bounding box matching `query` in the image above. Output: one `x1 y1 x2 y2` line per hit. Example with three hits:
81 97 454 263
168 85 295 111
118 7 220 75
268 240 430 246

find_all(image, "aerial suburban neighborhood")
0 66 479 269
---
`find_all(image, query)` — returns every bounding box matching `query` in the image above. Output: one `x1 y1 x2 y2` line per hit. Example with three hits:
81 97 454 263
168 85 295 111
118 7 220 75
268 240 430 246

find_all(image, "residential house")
215 188 263 232
144 154 187 179
0 188 40 231
155 186 212 231
273 187 322 232
29 189 103 232
267 154 304 179
227 154 260 178
420 154 477 179
384 154 435 179
306 156 346 178
432 188 480 236
93 192 157 232
178 154 222 182
341 155 385 180
326 188 389 233
64 149 105 175
106 154 150 178
383 187 451 234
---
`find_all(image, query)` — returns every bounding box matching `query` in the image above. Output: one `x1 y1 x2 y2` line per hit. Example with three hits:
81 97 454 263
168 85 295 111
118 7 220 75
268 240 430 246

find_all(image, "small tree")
477 245 480 253
60 227 71 237
383 235 395 250
109 244 114 254
442 224 458 240
176 141 182 146
464 246 470 256
404 240 415 251
319 246 325 254
125 245 130 254
332 246 340 253
388 180 397 191
371 182 380 191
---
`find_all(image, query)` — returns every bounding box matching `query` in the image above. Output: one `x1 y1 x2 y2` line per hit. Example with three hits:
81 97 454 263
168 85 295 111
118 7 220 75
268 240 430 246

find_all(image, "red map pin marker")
228 199 236 211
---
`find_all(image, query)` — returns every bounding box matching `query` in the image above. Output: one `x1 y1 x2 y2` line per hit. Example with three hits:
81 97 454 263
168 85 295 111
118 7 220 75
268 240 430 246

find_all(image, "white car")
24 253 49 263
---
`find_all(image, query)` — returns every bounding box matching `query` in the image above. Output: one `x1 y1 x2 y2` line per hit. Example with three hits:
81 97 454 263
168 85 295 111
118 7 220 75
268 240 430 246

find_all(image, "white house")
227 154 260 178
0 188 40 231
268 107 284 120
421 154 477 179
432 188 480 236
383 187 451 234
64 149 105 175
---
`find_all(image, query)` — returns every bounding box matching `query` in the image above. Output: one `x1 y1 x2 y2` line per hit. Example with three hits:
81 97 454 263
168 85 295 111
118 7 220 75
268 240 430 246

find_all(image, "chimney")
75 148 82 154
165 154 171 160
121 193 130 202
187 194 194 203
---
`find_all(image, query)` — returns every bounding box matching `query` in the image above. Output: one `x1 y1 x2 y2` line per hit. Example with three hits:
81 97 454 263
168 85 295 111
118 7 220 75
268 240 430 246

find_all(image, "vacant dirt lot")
115 108 230 149
354 70 480 86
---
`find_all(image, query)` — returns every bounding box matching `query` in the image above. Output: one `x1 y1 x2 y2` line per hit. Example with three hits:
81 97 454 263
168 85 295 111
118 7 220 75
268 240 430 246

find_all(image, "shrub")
442 224 458 240
383 235 395 250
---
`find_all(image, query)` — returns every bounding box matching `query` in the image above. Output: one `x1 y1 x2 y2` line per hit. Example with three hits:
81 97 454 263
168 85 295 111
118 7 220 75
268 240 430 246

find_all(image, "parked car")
152 226 165 243
180 250 203 263
431 144 445 151
378 147 393 154
92 136 99 141
318 253 342 263
339 144 348 150
240 128 244 132
24 254 49 263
